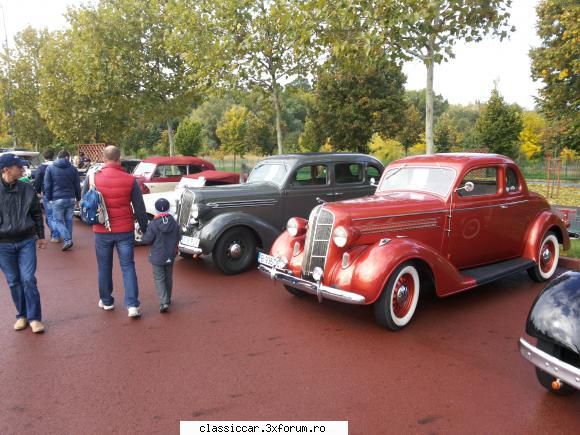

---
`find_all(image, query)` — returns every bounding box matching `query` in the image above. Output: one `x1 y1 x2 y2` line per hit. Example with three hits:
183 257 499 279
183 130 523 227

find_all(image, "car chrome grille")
302 206 334 278
178 189 195 227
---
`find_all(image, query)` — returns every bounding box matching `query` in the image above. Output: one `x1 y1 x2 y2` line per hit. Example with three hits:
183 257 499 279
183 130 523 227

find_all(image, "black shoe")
159 304 169 313
62 241 74 251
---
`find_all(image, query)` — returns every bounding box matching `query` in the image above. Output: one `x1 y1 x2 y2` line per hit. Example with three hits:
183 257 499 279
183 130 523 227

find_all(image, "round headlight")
287 218 299 236
312 267 324 281
332 226 348 248
190 204 199 219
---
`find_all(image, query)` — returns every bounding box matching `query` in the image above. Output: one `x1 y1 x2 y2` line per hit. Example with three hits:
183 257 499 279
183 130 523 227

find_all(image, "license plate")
258 252 277 267
181 235 200 247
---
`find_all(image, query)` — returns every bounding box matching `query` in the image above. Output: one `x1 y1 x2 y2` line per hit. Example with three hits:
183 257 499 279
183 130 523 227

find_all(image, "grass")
561 239 580 259
528 184 580 207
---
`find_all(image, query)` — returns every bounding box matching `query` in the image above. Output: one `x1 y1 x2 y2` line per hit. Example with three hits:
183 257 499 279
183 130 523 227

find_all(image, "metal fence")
517 160 580 182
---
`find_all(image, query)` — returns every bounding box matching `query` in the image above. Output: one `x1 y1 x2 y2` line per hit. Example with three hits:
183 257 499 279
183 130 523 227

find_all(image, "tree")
175 118 203 156
434 112 460 152
216 105 250 170
176 0 322 154
396 104 423 155
307 57 406 153
368 133 404 163
405 89 449 122
475 88 522 158
530 0 579 152
519 112 545 160
325 0 513 154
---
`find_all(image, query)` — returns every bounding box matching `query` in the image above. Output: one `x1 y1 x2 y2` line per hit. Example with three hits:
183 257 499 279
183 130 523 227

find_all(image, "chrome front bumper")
178 242 202 255
258 264 366 305
519 337 580 390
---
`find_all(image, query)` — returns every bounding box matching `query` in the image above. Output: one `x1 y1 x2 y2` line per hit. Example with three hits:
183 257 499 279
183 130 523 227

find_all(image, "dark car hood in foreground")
526 271 580 354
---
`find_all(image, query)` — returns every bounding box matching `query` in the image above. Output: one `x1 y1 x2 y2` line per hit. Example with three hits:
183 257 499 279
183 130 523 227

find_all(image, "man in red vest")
83 146 148 317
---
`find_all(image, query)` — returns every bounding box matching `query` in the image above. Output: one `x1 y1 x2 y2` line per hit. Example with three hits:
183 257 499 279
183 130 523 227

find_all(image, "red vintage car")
133 156 216 194
258 153 571 331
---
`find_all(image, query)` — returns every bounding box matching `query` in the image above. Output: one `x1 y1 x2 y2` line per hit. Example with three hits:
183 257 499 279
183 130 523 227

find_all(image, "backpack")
80 170 111 231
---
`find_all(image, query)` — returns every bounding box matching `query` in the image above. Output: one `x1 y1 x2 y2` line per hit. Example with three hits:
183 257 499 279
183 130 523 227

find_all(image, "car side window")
505 167 520 193
458 167 498 197
293 165 328 186
366 165 381 183
335 163 363 184
188 164 202 174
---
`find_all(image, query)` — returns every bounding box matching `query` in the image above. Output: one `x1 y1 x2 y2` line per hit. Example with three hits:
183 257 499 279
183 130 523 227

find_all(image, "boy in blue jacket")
141 198 180 312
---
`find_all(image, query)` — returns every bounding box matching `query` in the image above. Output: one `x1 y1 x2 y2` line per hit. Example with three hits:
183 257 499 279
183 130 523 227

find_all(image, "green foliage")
405 90 449 122
530 0 579 152
118 125 161 156
308 57 406 153
396 104 423 154
434 113 461 152
175 118 203 156
368 134 404 163
475 88 523 158
216 105 250 167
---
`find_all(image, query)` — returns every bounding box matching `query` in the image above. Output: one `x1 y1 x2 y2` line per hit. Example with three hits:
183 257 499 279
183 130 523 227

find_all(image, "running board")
461 258 535 286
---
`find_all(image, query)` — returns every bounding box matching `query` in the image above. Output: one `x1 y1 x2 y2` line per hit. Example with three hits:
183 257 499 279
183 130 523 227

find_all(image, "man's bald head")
103 145 121 163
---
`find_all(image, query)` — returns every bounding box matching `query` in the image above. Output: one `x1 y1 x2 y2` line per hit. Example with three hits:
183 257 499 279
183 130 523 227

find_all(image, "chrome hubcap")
542 248 551 263
228 242 242 259
396 285 409 305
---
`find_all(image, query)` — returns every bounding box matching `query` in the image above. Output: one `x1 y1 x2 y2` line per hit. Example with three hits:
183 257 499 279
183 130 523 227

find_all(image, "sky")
1 0 542 109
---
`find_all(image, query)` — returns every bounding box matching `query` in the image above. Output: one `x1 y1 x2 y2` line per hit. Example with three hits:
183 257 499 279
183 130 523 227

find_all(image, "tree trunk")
167 120 175 156
95 128 101 144
272 83 283 155
425 54 434 155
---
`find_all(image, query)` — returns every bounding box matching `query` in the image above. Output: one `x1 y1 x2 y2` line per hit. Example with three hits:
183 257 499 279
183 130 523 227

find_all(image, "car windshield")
378 166 456 197
247 163 287 186
133 162 156 177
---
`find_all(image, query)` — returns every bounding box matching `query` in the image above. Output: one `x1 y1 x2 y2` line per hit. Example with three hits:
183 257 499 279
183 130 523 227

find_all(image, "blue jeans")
52 198 75 243
43 196 59 239
0 238 42 321
95 232 140 308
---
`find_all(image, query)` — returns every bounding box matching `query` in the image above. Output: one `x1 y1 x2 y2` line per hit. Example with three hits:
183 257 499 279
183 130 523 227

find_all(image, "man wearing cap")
0 153 46 333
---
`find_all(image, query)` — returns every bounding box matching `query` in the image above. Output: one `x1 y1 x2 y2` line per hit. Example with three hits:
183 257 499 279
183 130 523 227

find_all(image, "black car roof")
260 152 383 166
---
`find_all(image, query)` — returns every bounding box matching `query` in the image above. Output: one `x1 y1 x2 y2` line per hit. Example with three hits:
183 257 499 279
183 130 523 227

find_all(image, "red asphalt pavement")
0 219 578 434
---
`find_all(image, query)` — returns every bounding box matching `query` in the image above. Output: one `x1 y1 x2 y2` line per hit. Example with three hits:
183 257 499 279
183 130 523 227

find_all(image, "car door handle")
326 193 336 196
334 192 344 196
500 204 508 209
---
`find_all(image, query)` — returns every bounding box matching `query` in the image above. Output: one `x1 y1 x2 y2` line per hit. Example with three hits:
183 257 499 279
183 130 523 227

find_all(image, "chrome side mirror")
370 177 377 187
456 181 474 193
316 197 326 204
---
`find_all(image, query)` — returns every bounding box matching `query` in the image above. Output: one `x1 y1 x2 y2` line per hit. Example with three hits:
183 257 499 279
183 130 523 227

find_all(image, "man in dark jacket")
44 150 81 251
33 148 60 242
0 153 46 333
141 198 180 313
81 145 148 318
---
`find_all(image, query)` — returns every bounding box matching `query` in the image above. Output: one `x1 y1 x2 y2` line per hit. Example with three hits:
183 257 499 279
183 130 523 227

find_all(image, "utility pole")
0 4 16 148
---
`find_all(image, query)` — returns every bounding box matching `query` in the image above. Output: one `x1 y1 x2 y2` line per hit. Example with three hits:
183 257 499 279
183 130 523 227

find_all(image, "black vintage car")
519 270 580 395
177 153 384 274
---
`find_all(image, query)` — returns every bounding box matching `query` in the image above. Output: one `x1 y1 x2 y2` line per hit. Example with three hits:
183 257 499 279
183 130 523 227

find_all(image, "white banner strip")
180 421 348 435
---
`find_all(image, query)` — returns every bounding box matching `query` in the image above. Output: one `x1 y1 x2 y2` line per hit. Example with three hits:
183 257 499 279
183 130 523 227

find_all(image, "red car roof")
390 153 516 171
185 170 240 184
143 156 215 170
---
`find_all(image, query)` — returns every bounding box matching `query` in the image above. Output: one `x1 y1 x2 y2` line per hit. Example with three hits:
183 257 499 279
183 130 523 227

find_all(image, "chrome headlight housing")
332 226 349 248
190 204 200 219
286 217 307 237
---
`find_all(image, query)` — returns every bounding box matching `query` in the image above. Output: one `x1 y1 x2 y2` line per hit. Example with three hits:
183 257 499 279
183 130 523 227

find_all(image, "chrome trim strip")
353 209 447 221
519 338 580 390
454 200 529 213
258 264 366 305
303 207 335 277
357 217 440 234
207 199 279 208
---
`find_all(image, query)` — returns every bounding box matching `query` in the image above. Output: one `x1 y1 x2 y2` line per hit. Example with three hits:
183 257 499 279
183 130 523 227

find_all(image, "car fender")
523 211 570 260
328 238 468 304
197 212 281 254
525 271 580 354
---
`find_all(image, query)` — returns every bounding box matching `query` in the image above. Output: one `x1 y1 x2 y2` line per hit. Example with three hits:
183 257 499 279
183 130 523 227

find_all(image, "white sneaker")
128 307 141 318
98 300 114 311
